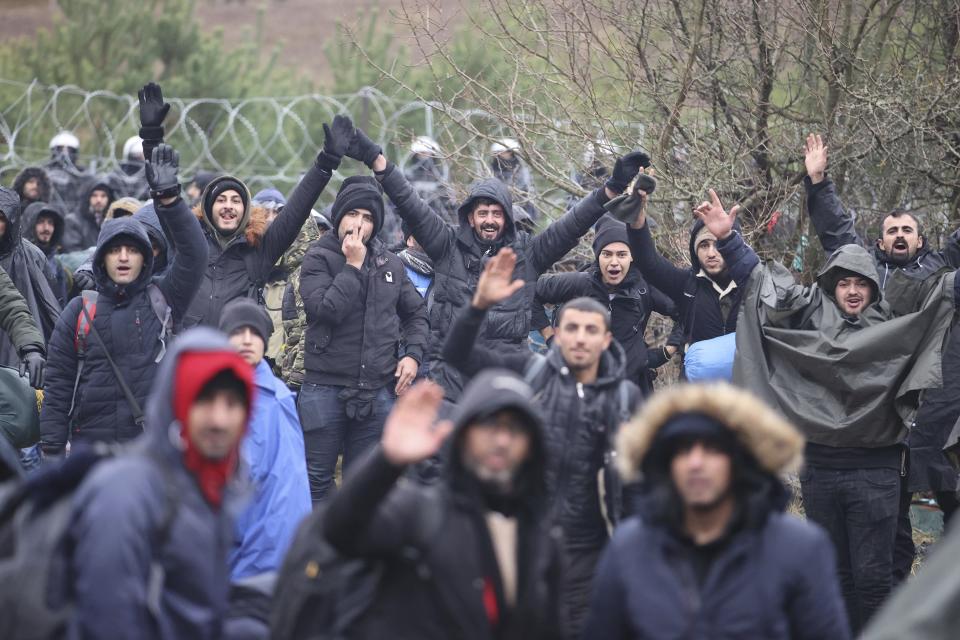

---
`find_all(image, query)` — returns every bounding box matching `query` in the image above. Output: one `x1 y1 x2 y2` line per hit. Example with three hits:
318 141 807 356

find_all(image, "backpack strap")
681 272 699 346
146 283 173 363
68 291 98 419
78 302 146 430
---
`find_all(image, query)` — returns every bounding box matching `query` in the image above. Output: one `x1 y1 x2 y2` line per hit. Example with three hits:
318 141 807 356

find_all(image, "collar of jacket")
545 338 627 389
696 269 737 298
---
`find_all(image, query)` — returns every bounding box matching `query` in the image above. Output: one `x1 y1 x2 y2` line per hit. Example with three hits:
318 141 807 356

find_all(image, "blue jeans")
800 465 899 635
297 384 394 504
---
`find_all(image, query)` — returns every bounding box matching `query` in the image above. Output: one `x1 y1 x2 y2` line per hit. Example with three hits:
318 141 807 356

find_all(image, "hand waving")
693 189 739 240
145 144 181 202
471 248 525 310
316 114 355 171
381 381 453 466
138 83 170 130
804 133 828 184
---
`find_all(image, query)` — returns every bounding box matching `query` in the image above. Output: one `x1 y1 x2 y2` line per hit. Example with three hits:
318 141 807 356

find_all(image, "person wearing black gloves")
344 126 649 401
533 210 682 397
39 143 209 457
0 264 46 387
297 174 429 503
179 115 350 328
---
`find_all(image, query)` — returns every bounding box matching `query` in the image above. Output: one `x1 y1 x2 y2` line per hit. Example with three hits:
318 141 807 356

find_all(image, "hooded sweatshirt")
20 201 69 305
726 236 957 453
68 328 253 640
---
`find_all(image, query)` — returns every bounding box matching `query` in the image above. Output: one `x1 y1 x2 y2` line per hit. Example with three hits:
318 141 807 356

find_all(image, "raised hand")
693 189 739 240
804 133 828 184
381 381 453 466
472 248 525 310
346 127 383 169
138 83 170 130
606 150 652 194
341 219 367 268
316 114 355 171
145 144 181 203
630 167 656 229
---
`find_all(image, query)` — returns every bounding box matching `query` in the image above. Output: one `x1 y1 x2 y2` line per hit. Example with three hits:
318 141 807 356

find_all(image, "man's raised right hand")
804 133 828 184
381 381 453 466
471 248 525 310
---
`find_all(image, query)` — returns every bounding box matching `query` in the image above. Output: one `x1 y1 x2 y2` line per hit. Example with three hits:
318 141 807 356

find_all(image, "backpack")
522 354 634 528
0 444 180 640
270 497 445 640
68 286 172 428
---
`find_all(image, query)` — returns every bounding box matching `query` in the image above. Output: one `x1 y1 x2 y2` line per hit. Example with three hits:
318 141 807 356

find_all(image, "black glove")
606 150 651 194
346 127 383 168
73 269 96 293
316 114 355 172
19 350 45 388
145 144 181 200
138 82 170 141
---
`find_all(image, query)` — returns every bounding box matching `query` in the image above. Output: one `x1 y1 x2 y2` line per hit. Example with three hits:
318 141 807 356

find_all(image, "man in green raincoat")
691 189 958 635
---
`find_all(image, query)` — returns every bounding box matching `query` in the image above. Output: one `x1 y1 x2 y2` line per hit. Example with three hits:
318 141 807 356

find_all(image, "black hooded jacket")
13 166 56 214
323 370 562 640
20 201 70 305
533 264 679 395
61 177 115 252
39 198 208 455
0 188 62 369
299 233 429 388
628 219 751 345
443 304 642 549
378 165 611 400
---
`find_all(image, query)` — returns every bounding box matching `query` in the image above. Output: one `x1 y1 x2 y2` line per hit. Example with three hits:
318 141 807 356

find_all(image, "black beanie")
642 412 740 475
203 178 249 221
331 176 384 239
592 215 631 256
218 297 273 343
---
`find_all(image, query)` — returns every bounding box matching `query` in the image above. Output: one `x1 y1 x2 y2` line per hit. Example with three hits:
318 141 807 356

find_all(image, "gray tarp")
733 245 956 448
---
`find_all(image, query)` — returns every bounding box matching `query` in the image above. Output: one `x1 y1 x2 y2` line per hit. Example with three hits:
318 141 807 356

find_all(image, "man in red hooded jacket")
68 327 255 640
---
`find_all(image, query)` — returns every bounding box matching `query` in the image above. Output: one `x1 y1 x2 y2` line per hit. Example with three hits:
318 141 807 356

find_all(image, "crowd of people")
0 82 958 640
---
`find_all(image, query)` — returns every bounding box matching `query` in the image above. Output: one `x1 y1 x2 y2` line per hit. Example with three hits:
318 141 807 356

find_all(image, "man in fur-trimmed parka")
584 383 850 640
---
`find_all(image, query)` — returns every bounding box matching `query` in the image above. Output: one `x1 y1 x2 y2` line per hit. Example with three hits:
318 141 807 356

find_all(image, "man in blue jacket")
584 383 850 640
220 297 311 579
68 327 255 640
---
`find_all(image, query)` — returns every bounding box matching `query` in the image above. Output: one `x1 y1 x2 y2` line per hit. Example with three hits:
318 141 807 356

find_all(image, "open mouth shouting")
479 223 500 240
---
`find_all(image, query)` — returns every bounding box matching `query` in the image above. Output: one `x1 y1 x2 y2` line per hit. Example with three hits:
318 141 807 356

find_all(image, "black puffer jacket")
628 219 744 345
443 305 642 549
534 265 679 395
39 198 208 455
61 177 115 252
379 165 610 400
299 233 428 389
323 370 562 640
182 169 330 328
0 188 62 369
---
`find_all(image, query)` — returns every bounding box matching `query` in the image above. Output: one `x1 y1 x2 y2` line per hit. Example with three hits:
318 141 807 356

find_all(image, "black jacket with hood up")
628 219 750 346
61 177 115 252
378 166 611 400
443 304 642 549
21 201 70 305
299 232 429 389
323 369 562 640
40 198 208 455
0 188 62 369
182 168 330 329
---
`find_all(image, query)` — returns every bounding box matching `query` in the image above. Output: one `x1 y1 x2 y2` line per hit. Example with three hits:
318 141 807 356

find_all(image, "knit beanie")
204 178 249 221
218 297 274 343
330 176 384 239
592 215 631 256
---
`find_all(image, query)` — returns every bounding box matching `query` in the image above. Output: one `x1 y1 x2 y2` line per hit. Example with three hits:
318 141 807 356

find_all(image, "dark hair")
877 209 923 240
556 296 611 330
195 370 249 405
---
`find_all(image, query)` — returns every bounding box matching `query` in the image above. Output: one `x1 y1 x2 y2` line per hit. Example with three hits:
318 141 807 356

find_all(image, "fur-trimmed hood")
193 202 269 249
616 382 804 482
